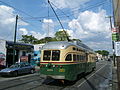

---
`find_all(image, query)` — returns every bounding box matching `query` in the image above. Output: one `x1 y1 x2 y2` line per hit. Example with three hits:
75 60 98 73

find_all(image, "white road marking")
77 64 107 87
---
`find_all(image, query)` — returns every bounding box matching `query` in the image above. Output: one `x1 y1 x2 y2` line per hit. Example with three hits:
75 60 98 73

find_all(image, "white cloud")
42 18 55 37
68 10 110 39
30 31 46 39
19 28 28 35
0 5 51 41
43 19 53 23
0 5 15 40
0 5 29 40
17 28 47 40
49 0 90 9
85 41 112 52
68 9 112 52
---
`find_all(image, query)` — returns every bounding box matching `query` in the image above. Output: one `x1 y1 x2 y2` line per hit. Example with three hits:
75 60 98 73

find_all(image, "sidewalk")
112 66 118 90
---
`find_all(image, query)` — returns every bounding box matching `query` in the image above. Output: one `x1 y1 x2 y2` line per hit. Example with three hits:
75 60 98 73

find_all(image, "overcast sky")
0 0 113 52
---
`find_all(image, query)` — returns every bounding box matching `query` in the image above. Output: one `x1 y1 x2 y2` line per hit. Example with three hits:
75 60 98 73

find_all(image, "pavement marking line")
77 64 107 87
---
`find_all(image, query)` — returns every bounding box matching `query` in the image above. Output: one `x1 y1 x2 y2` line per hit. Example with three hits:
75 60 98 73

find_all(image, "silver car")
0 62 35 76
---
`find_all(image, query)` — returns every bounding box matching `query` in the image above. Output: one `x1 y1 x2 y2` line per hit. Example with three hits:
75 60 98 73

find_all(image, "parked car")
0 62 35 76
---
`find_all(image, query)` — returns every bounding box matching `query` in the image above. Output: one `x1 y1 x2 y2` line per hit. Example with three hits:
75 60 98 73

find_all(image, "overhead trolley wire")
19 17 43 32
0 0 34 18
0 6 16 17
50 1 72 20
0 0 45 32
21 0 108 20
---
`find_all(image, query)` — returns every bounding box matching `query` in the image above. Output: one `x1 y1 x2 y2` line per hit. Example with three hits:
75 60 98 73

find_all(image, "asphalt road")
0 60 112 90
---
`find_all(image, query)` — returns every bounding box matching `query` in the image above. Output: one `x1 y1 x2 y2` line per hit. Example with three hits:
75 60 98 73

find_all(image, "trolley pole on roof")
13 15 18 65
48 0 71 42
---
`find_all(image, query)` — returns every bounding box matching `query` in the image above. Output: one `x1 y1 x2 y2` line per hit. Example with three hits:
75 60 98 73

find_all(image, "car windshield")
9 64 20 68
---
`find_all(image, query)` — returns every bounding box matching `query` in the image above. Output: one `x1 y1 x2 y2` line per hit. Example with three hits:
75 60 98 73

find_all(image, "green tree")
36 37 57 44
95 50 109 56
55 30 70 41
20 35 38 44
19 31 81 44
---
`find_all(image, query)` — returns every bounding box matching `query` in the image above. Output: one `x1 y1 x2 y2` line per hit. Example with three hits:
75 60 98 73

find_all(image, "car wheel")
30 69 34 74
13 71 18 77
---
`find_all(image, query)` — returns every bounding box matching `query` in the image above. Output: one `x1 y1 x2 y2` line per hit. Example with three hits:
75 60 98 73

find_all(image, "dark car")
0 62 35 76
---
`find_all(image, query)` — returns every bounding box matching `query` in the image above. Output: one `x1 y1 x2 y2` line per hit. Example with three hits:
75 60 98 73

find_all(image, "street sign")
112 27 119 33
112 27 120 41
112 33 120 41
115 42 120 56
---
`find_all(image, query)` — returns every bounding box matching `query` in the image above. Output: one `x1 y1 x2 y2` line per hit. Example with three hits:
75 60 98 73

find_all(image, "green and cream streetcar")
39 41 96 81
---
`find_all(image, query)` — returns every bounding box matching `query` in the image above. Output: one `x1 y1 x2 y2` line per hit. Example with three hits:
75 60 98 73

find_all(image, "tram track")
0 74 44 90
0 74 68 90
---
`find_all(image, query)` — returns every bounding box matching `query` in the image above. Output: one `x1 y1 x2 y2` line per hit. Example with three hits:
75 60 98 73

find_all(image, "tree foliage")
95 50 109 56
20 35 37 44
55 30 70 41
19 30 81 44
35 37 57 44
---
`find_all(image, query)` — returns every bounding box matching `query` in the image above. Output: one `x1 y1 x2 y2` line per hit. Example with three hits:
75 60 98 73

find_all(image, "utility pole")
112 0 120 89
107 16 116 66
13 15 18 65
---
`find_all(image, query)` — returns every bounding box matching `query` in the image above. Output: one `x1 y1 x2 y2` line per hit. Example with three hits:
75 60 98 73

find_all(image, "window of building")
43 50 51 61
65 54 72 61
52 50 60 61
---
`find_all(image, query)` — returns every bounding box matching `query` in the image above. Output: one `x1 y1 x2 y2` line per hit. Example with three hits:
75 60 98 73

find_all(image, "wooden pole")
13 15 18 65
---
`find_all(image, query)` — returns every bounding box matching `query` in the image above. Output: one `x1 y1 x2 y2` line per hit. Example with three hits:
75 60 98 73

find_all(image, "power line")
21 0 109 20
48 0 71 41
0 6 16 17
50 1 72 20
0 0 111 21
0 0 34 18
0 7 43 39
19 17 43 32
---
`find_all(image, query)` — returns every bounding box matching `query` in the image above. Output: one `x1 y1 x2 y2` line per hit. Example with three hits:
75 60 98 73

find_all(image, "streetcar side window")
43 50 51 61
52 50 60 61
73 54 77 61
77 55 79 61
65 54 72 61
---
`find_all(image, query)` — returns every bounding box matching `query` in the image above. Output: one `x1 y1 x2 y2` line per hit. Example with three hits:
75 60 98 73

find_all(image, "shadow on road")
83 76 97 90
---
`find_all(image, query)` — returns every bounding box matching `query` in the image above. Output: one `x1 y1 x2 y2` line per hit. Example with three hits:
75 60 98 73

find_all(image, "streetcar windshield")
43 50 51 61
43 50 60 61
52 50 60 61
